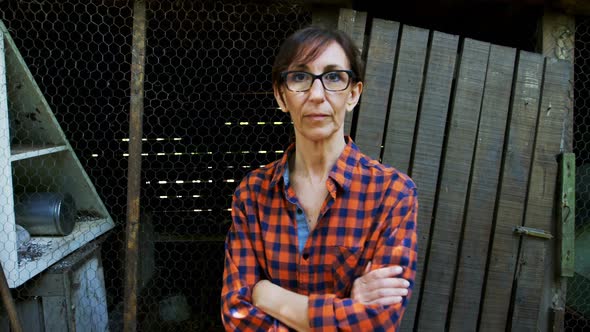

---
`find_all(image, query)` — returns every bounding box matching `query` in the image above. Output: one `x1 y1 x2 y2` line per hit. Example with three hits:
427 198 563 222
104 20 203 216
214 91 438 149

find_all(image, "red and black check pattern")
222 137 418 331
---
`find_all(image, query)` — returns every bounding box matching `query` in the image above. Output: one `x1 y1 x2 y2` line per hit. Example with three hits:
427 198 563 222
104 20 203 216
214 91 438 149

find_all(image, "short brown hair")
271 26 364 91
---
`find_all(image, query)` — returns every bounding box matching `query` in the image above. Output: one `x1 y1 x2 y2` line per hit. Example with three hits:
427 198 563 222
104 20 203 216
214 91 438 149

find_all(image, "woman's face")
274 41 363 143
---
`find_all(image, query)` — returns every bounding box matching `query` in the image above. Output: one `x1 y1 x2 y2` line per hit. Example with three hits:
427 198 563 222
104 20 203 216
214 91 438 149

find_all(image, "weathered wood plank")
558 152 575 277
479 51 545 332
42 296 69 331
418 38 490 331
16 298 42 332
511 57 573 331
337 8 367 56
381 25 428 173
448 44 516 332
22 273 66 297
398 31 459 332
337 9 367 137
354 18 399 160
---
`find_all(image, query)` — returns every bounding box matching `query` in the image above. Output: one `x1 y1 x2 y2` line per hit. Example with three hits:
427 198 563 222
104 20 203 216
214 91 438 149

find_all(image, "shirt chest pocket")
326 245 364 298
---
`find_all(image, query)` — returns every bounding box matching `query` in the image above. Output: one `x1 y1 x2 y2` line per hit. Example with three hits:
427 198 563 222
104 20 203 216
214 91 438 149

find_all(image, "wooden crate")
0 240 109 331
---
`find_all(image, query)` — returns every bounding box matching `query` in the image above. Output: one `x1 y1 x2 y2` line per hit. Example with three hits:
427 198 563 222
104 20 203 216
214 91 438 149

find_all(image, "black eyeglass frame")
280 70 356 92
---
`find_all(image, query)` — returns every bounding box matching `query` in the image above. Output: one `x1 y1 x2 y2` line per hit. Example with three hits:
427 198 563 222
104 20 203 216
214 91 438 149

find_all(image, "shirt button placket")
299 250 310 294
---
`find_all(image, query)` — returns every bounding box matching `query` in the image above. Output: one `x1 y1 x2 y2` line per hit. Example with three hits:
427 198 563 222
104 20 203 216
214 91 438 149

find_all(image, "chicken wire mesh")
0 0 310 330
2 0 589 330
565 15 590 332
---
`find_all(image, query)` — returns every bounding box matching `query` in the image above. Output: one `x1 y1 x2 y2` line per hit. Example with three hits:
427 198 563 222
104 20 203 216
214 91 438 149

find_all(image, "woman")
221 26 418 331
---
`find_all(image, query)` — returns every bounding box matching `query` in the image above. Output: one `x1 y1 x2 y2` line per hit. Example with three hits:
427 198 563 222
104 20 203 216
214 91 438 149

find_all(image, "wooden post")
540 9 574 151
0 262 22 332
124 0 146 331
540 10 575 63
538 9 575 332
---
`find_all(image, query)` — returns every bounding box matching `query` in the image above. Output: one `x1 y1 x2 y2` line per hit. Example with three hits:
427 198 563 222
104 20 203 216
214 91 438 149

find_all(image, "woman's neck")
290 134 346 184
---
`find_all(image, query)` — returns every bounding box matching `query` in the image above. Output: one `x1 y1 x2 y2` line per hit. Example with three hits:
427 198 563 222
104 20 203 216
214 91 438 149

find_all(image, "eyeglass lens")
284 71 351 92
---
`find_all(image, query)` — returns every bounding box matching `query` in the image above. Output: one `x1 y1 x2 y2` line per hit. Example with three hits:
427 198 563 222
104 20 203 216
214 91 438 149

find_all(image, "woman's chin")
296 128 344 143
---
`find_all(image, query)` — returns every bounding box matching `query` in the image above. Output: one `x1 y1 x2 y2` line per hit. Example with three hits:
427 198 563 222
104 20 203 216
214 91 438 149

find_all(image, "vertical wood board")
399 31 459 332
381 25 429 173
337 9 367 136
354 18 399 160
418 38 490 331
42 296 70 331
511 57 572 330
337 8 367 57
72 255 109 331
449 44 516 332
479 51 545 332
16 298 42 332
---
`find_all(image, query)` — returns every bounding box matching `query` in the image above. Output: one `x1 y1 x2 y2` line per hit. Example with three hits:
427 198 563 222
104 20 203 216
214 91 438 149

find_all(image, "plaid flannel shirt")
221 137 418 331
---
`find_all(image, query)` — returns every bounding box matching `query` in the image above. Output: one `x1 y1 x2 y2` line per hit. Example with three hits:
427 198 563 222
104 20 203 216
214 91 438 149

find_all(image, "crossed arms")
221 184 418 331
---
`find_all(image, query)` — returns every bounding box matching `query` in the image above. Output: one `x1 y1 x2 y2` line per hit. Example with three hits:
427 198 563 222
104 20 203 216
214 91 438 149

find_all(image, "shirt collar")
270 136 360 193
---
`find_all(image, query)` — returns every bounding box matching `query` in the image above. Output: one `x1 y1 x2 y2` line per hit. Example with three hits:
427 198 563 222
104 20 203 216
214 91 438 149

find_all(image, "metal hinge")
513 226 553 239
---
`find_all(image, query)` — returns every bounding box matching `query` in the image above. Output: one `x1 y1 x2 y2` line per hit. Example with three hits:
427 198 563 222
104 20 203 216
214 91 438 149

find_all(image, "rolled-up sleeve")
308 183 418 331
221 187 290 331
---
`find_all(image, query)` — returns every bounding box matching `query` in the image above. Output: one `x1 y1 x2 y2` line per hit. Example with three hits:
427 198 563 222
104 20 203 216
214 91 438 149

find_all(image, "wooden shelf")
10 144 68 161
13 219 112 288
0 21 115 288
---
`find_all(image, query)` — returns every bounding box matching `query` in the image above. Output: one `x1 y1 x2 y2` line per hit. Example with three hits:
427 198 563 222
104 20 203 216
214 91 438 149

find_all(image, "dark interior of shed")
352 0 545 51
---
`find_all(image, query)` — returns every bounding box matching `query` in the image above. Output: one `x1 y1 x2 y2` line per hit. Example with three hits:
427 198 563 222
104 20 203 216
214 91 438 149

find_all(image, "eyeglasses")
280 70 355 92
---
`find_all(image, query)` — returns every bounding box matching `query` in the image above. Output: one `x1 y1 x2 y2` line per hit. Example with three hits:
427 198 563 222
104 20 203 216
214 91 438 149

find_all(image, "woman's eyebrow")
323 64 345 71
289 64 308 71
289 64 345 71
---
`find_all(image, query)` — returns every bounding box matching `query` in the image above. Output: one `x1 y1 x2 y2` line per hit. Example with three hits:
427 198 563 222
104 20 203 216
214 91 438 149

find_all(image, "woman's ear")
346 81 363 112
273 85 288 113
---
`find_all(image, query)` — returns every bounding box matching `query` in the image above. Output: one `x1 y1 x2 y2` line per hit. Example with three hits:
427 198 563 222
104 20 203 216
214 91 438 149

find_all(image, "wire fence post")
124 0 146 331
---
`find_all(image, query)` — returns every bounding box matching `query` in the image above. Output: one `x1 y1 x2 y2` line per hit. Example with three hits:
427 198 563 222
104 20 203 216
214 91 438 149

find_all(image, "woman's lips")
305 114 329 120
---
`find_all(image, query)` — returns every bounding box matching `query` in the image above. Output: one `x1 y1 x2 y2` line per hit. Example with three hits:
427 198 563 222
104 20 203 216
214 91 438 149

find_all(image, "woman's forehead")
290 41 350 70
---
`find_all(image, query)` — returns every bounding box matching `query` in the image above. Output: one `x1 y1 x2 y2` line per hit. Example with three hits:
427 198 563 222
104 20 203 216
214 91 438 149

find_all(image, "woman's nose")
308 78 325 99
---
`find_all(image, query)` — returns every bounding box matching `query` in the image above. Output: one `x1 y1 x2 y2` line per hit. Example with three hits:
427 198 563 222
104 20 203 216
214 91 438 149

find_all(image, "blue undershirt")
283 166 309 254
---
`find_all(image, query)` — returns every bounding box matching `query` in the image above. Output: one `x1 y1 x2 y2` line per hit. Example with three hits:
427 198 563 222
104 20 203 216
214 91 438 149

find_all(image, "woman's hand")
351 262 410 306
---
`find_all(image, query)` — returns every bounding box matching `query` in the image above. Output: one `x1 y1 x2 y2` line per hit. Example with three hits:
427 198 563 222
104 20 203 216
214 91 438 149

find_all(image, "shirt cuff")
308 293 337 330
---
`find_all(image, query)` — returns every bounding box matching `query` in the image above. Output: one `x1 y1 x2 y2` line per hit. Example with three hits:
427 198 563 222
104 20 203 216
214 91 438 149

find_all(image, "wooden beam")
537 10 575 332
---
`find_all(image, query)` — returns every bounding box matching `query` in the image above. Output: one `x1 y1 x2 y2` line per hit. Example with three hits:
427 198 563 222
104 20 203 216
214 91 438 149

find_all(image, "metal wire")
0 0 310 330
4 1 587 330
564 15 590 332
